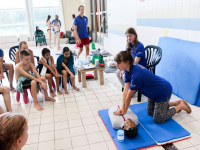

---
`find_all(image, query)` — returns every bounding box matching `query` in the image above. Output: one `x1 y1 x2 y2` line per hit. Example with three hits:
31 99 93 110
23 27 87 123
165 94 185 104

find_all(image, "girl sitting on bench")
113 51 191 124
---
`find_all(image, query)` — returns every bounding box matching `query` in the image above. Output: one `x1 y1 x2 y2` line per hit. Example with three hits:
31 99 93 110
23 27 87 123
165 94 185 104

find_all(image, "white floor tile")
84 124 100 134
70 126 86 137
39 131 54 142
38 140 54 150
54 114 68 122
90 142 108 150
68 119 83 128
26 134 39 144
28 125 40 134
55 137 72 150
41 116 54 124
40 123 54 133
55 121 69 130
82 117 97 125
71 135 89 147
22 143 38 150
55 128 70 140
87 132 104 144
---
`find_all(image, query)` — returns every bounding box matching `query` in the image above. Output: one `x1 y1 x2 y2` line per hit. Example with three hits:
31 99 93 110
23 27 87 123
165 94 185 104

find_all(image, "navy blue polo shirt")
124 64 172 102
130 42 147 67
0 49 4 57
74 15 89 38
52 20 61 31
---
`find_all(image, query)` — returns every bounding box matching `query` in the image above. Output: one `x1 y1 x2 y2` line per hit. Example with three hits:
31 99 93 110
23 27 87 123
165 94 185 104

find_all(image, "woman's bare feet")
169 100 181 107
73 86 79 92
50 46 53 49
175 100 192 114
10 86 16 92
45 96 56 102
34 103 44 110
64 88 69 94
50 91 57 97
57 90 63 95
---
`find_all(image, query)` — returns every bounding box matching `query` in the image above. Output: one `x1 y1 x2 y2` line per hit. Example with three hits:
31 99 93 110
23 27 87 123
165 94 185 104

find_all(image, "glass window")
0 10 27 24
33 0 60 33
0 0 25 10
0 24 28 36
33 8 60 22
32 0 59 8
0 0 28 36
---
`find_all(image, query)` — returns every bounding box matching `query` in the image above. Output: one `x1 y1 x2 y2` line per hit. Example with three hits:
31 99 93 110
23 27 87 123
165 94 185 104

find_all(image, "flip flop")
183 100 192 114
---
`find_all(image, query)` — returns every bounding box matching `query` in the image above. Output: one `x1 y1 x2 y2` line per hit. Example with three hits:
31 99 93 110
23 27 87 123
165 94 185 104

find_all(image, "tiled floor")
1 43 200 150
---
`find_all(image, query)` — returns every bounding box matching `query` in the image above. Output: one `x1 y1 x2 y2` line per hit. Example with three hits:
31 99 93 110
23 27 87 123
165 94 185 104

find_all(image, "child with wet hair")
0 113 28 150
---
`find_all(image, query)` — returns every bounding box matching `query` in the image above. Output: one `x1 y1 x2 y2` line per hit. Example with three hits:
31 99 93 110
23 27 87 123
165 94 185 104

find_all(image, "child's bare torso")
15 63 32 81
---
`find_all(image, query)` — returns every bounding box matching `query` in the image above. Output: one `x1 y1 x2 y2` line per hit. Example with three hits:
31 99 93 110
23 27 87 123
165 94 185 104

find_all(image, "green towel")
17 73 41 94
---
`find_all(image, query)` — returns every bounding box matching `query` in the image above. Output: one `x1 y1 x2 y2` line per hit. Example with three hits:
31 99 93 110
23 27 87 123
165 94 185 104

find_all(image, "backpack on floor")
69 37 76 44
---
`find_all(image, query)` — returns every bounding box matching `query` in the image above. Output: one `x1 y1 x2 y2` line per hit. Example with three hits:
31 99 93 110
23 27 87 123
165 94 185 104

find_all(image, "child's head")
19 50 31 64
63 47 70 58
42 48 50 60
0 113 28 150
123 118 138 138
114 51 134 71
19 41 28 51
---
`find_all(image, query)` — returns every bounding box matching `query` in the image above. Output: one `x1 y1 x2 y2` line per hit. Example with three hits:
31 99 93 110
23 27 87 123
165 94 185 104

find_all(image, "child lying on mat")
109 105 139 138
15 50 55 110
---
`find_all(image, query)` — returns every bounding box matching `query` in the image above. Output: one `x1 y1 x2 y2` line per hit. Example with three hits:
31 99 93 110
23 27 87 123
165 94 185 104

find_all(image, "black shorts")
22 80 32 88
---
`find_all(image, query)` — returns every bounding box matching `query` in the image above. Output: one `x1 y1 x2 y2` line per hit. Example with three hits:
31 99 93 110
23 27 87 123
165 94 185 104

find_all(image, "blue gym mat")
98 102 191 150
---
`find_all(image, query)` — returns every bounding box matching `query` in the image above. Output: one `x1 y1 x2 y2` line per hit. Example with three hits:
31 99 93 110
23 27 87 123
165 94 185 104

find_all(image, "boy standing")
15 50 55 110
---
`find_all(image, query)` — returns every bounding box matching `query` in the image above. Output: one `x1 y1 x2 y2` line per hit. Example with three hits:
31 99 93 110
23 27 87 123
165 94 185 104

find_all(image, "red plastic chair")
16 88 32 104
52 78 56 89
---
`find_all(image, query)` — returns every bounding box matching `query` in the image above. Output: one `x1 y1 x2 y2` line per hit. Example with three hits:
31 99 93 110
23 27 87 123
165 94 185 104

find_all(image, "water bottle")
117 130 124 142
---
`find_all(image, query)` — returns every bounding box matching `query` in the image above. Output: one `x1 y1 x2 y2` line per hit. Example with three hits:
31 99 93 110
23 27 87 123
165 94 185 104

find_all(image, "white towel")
40 57 53 76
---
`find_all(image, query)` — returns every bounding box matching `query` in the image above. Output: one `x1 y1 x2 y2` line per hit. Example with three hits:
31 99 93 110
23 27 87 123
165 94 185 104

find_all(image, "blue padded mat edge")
98 102 190 150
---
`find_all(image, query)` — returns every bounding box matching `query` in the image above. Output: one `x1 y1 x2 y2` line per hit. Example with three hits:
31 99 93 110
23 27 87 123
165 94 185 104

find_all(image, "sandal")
183 100 192 114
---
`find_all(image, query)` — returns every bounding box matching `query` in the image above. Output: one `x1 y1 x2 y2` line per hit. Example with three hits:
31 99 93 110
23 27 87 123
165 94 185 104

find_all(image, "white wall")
62 0 91 31
104 0 200 55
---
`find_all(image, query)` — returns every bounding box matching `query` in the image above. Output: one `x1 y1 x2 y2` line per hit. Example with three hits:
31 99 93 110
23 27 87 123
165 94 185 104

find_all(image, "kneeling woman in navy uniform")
113 51 191 124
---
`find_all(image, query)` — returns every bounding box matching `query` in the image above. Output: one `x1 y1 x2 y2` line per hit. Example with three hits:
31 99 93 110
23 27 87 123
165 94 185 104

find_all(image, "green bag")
92 55 104 64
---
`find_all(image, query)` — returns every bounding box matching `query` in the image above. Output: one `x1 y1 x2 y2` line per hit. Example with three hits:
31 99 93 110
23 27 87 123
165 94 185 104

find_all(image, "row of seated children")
16 42 80 110
0 41 79 111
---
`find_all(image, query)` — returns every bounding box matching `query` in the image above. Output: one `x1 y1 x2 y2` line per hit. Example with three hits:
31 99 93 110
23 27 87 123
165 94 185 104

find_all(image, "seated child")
0 86 12 114
15 50 55 110
0 113 28 150
16 41 35 65
0 48 16 92
39 48 62 97
56 47 79 94
109 105 139 138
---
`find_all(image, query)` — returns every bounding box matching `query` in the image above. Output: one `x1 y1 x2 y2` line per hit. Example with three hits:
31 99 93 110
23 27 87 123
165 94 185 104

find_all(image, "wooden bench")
78 66 106 88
